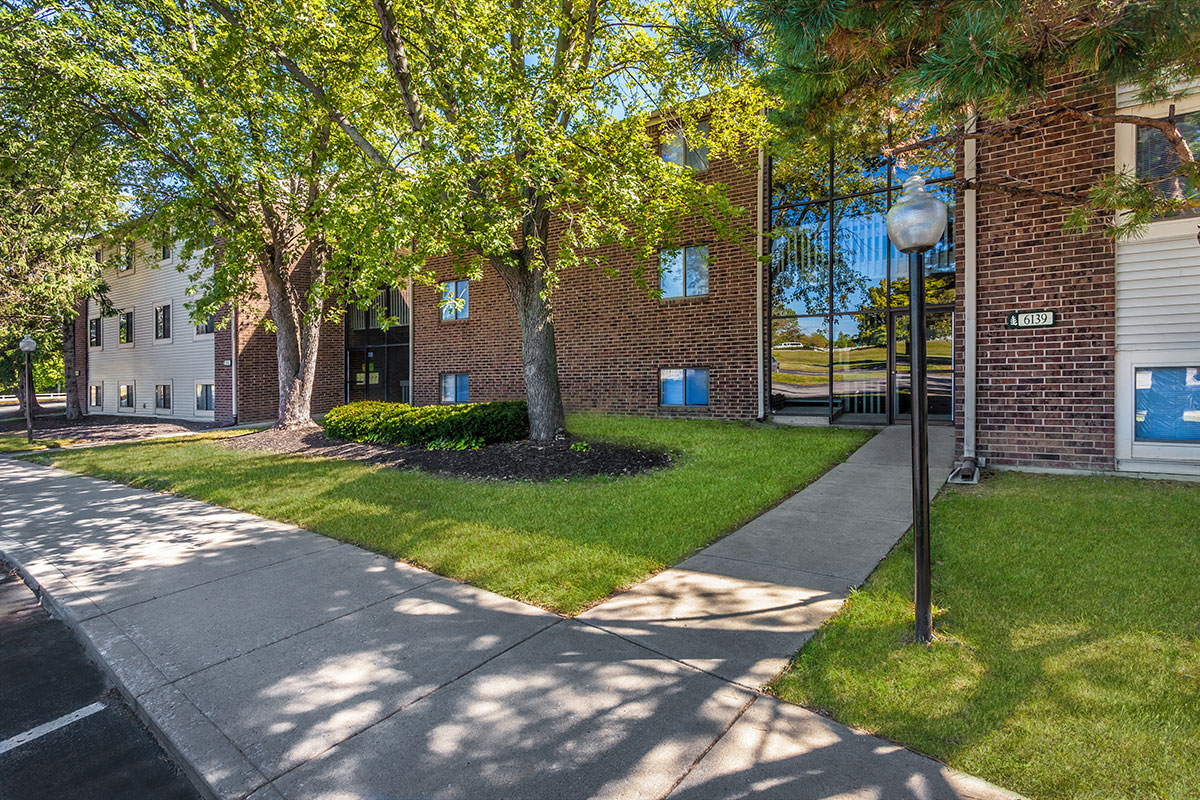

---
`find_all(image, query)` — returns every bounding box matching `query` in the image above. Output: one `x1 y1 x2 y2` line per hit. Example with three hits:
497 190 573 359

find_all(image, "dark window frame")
439 372 469 404
88 318 102 348
661 119 711 172
118 383 134 409
658 367 711 407
89 385 102 408
195 383 215 412
195 314 216 336
659 244 710 299
440 280 470 321
155 383 172 410
118 310 134 345
155 304 171 340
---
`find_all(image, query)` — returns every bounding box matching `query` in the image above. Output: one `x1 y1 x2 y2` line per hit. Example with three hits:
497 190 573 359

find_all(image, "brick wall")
955 75 1117 469
411 147 766 418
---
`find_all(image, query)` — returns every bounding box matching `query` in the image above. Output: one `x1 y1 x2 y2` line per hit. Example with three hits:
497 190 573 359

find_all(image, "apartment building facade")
73 79 1200 476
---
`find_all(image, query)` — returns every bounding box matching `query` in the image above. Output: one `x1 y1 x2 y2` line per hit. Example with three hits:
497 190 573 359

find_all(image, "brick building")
75 79 1200 476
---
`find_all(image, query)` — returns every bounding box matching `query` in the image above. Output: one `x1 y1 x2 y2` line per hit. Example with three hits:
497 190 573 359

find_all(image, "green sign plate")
1006 310 1056 329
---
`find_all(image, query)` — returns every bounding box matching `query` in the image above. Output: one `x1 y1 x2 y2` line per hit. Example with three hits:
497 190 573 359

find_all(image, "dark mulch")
0 412 216 445
223 427 672 481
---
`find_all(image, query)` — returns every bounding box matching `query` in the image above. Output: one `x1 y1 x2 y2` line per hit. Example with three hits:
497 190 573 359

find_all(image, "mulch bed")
0 412 216 445
224 427 672 482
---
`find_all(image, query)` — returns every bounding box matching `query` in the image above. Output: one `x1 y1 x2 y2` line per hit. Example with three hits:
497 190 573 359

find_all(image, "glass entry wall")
769 130 956 423
346 287 411 404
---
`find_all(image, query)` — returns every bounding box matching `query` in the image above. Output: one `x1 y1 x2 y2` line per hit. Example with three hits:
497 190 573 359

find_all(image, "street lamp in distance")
885 175 948 645
18 335 37 444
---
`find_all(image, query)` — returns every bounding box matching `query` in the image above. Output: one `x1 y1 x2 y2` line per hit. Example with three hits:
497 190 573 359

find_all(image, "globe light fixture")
18 335 38 443
885 174 948 646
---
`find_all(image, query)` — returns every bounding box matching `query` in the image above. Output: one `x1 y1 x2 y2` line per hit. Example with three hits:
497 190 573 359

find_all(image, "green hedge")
322 400 529 447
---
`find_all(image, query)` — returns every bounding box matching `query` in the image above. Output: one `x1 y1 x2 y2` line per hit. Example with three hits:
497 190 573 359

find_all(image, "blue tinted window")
1135 367 1200 442
660 250 684 298
441 280 469 320
685 369 709 405
660 368 709 406
660 246 708 299
660 369 684 405
441 373 469 403
456 374 469 403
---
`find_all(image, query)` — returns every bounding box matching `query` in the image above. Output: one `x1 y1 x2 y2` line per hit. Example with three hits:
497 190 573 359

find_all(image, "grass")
0 433 74 452
770 471 1200 800
25 414 870 615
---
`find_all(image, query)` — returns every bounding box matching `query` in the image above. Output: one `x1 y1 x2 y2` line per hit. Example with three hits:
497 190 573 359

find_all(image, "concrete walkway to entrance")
0 427 1017 800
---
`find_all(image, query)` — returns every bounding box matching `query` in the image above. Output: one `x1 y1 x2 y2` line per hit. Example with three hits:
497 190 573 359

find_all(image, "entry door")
349 349 385 403
891 308 954 421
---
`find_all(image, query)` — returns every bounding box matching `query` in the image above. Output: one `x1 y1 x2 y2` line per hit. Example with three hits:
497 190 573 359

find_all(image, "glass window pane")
771 140 830 208
441 284 455 321
1136 110 1200 213
685 246 708 296
685 368 709 405
833 314 887 419
456 281 469 319
660 368 685 405
686 121 710 171
830 194 889 311
662 129 685 166
441 374 455 403
771 316 830 412
1135 367 1200 442
771 204 831 315
456 373 469 403
660 249 684 298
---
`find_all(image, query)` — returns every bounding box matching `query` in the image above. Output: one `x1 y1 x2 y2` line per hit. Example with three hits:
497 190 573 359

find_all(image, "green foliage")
570 441 591 452
323 401 529 447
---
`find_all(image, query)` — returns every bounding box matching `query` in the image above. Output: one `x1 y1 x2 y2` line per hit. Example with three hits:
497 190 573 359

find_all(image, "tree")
682 0 1200 237
14 0 380 429
0 30 126 420
216 0 770 440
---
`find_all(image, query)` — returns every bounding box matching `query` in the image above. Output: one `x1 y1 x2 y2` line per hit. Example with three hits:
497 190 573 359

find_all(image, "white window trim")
192 313 216 342
194 380 216 418
88 317 104 351
1113 90 1200 241
154 380 174 415
153 299 173 345
118 308 136 349
1115 349 1200 473
117 382 136 413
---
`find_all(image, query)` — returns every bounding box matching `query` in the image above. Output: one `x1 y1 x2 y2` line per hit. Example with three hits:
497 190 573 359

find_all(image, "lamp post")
18 335 37 444
885 175 948 645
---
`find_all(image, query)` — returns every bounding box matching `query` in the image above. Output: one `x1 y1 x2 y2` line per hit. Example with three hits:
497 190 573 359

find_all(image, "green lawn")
0 433 73 453
25 414 870 614
770 471 1200 800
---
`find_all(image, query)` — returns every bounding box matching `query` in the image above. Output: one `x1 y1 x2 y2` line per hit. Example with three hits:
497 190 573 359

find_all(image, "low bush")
323 400 529 447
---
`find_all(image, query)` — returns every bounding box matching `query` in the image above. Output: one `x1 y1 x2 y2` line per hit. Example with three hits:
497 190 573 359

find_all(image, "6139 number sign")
1006 310 1056 329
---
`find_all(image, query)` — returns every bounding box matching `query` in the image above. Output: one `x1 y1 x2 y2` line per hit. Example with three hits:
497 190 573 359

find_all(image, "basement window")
660 368 709 407
440 373 469 404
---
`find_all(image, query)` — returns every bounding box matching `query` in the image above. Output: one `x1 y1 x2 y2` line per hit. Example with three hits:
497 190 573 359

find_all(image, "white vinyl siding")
86 238 216 419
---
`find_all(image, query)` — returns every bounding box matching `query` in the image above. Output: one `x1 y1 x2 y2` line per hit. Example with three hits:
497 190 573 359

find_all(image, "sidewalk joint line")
658 694 758 800
691 552 858 585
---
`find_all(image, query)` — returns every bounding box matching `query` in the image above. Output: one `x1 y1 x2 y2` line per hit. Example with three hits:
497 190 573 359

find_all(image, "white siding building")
86 237 218 422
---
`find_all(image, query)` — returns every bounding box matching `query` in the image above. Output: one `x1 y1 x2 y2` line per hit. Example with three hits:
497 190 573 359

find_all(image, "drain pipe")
950 114 982 484
756 145 766 420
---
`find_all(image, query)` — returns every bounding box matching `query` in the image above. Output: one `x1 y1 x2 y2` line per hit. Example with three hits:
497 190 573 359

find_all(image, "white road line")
0 701 107 757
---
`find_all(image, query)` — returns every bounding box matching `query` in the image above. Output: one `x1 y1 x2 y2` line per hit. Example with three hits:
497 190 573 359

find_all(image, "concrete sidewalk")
0 427 1018 800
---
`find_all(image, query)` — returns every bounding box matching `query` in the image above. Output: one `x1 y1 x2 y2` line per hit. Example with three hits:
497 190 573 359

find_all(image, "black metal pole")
909 251 932 643
24 350 34 444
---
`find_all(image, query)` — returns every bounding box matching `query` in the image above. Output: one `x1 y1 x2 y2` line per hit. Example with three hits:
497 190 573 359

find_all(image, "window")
440 280 469 320
195 383 214 412
118 311 134 344
95 248 103 264
119 384 134 409
160 239 171 261
1136 109 1200 216
155 304 171 340
195 314 216 336
662 120 710 171
1134 366 1200 442
659 245 709 298
88 318 102 348
120 242 134 272
660 368 710 407
89 385 102 408
440 373 469 403
155 384 172 410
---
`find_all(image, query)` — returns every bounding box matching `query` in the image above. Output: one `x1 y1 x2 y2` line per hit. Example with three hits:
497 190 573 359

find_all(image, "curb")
0 540 268 800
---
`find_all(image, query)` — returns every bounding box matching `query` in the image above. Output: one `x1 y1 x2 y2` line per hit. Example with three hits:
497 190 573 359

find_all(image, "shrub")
323 400 528 447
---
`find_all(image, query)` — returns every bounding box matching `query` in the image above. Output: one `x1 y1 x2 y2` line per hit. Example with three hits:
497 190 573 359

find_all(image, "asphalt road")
0 565 200 800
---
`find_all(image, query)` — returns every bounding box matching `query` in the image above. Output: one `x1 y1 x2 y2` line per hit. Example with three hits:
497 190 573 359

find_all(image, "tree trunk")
259 244 324 430
62 317 83 420
510 264 566 442
16 361 43 417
